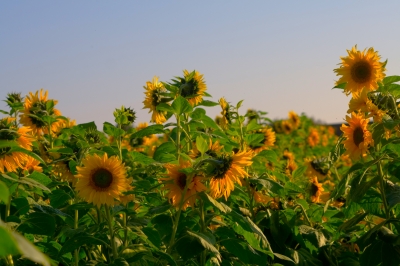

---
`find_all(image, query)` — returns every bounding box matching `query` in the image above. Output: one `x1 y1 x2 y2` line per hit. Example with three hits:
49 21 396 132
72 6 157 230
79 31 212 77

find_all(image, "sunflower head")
209 150 253 200
143 76 168 124
281 120 293 134
340 112 374 160
307 128 320 147
74 153 129 207
246 109 259 123
334 45 386 96
305 157 329 180
288 111 300 129
310 177 324 203
161 160 206 210
6 92 23 104
179 70 207 106
219 97 231 128
19 89 62 135
249 127 276 153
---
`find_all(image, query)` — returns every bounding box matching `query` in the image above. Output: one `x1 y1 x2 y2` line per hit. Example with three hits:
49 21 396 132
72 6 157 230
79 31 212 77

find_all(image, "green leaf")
103 122 125 138
12 230 51 266
198 100 219 107
246 119 263 132
175 235 204 261
200 192 232 213
196 136 209 155
385 181 400 208
8 146 47 165
59 234 109 255
152 251 177 266
186 231 221 262
28 171 52 186
347 173 380 204
172 96 193 115
222 239 266 264
129 151 155 164
0 180 10 204
383 75 400 85
0 225 19 256
153 141 176 163
0 139 20 149
17 212 56 236
156 103 174 113
338 212 368 232
360 239 400 266
47 147 74 154
49 189 72 209
333 83 346 90
255 150 278 163
191 108 206 120
199 115 220 129
245 134 264 146
130 124 164 139
142 227 162 248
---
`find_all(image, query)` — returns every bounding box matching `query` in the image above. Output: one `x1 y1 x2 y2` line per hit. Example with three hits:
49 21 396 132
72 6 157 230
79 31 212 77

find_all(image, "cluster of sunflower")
2 49 400 265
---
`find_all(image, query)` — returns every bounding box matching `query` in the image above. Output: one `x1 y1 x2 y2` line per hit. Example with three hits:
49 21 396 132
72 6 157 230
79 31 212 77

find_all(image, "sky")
2 1 400 128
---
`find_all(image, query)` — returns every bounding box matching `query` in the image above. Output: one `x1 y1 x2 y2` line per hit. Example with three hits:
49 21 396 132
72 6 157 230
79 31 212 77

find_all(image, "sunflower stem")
167 175 192 254
199 199 207 266
74 209 79 265
246 181 256 221
5 196 14 266
123 211 128 247
176 114 181 160
377 159 390 220
294 204 312 227
104 205 118 260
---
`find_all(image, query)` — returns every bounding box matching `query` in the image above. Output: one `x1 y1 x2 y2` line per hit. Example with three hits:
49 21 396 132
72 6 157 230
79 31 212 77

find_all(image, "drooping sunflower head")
143 76 168 124
161 160 206 210
180 70 207 106
209 150 253 200
334 45 386 96
219 97 231 128
307 128 320 147
246 109 259 123
22 157 42 174
340 112 374 160
19 89 62 136
288 111 300 129
74 153 129 207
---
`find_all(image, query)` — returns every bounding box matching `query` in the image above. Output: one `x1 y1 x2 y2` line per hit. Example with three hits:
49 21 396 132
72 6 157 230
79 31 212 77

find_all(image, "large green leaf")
130 124 164 139
153 141 176 163
0 180 10 204
186 231 221 261
0 225 19 256
222 239 266 265
59 234 109 255
172 96 193 115
200 192 232 213
18 212 56 236
103 122 125 138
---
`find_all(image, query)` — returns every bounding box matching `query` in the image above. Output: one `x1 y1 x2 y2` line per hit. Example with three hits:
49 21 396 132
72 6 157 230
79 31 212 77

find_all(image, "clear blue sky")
2 1 400 127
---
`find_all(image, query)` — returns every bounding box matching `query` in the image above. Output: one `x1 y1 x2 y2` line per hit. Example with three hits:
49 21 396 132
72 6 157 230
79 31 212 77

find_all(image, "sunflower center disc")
351 61 372 84
353 126 364 147
177 173 187 190
92 168 113 188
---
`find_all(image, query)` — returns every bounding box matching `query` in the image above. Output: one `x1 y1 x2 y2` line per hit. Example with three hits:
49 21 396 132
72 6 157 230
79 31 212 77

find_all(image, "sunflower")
161 160 206 210
281 120 293 134
285 159 298 176
0 119 34 173
283 149 295 162
307 128 320 147
209 150 253 200
288 111 300 129
341 112 373 160
143 76 168 124
74 153 129 207
53 161 76 184
22 157 42 174
366 100 386 123
19 89 62 136
334 46 386 96
305 157 329 181
310 177 324 203
249 127 276 153
219 98 231 128
189 139 223 159
348 88 369 113
181 70 207 106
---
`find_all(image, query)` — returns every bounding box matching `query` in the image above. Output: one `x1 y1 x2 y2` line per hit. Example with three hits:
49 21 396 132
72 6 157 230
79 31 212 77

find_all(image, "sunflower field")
1 46 400 266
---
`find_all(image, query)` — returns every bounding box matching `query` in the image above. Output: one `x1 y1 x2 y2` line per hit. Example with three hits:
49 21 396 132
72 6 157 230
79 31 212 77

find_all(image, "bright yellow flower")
143 76 167 124
75 153 129 207
19 89 62 135
181 70 207 106
161 160 206 210
210 150 253 200
219 98 230 129
334 46 386 96
307 128 320 147
310 177 324 203
341 112 373 160
348 88 370 113
22 157 42 174
288 111 300 129
281 120 293 134
249 127 276 153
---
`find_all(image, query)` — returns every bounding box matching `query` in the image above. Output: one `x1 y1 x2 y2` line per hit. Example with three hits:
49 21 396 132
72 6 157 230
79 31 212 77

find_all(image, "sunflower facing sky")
334 46 386 96
209 150 253 200
219 97 231 128
161 160 206 210
341 112 374 160
19 89 62 136
180 70 207 106
74 153 129 207
143 76 168 124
